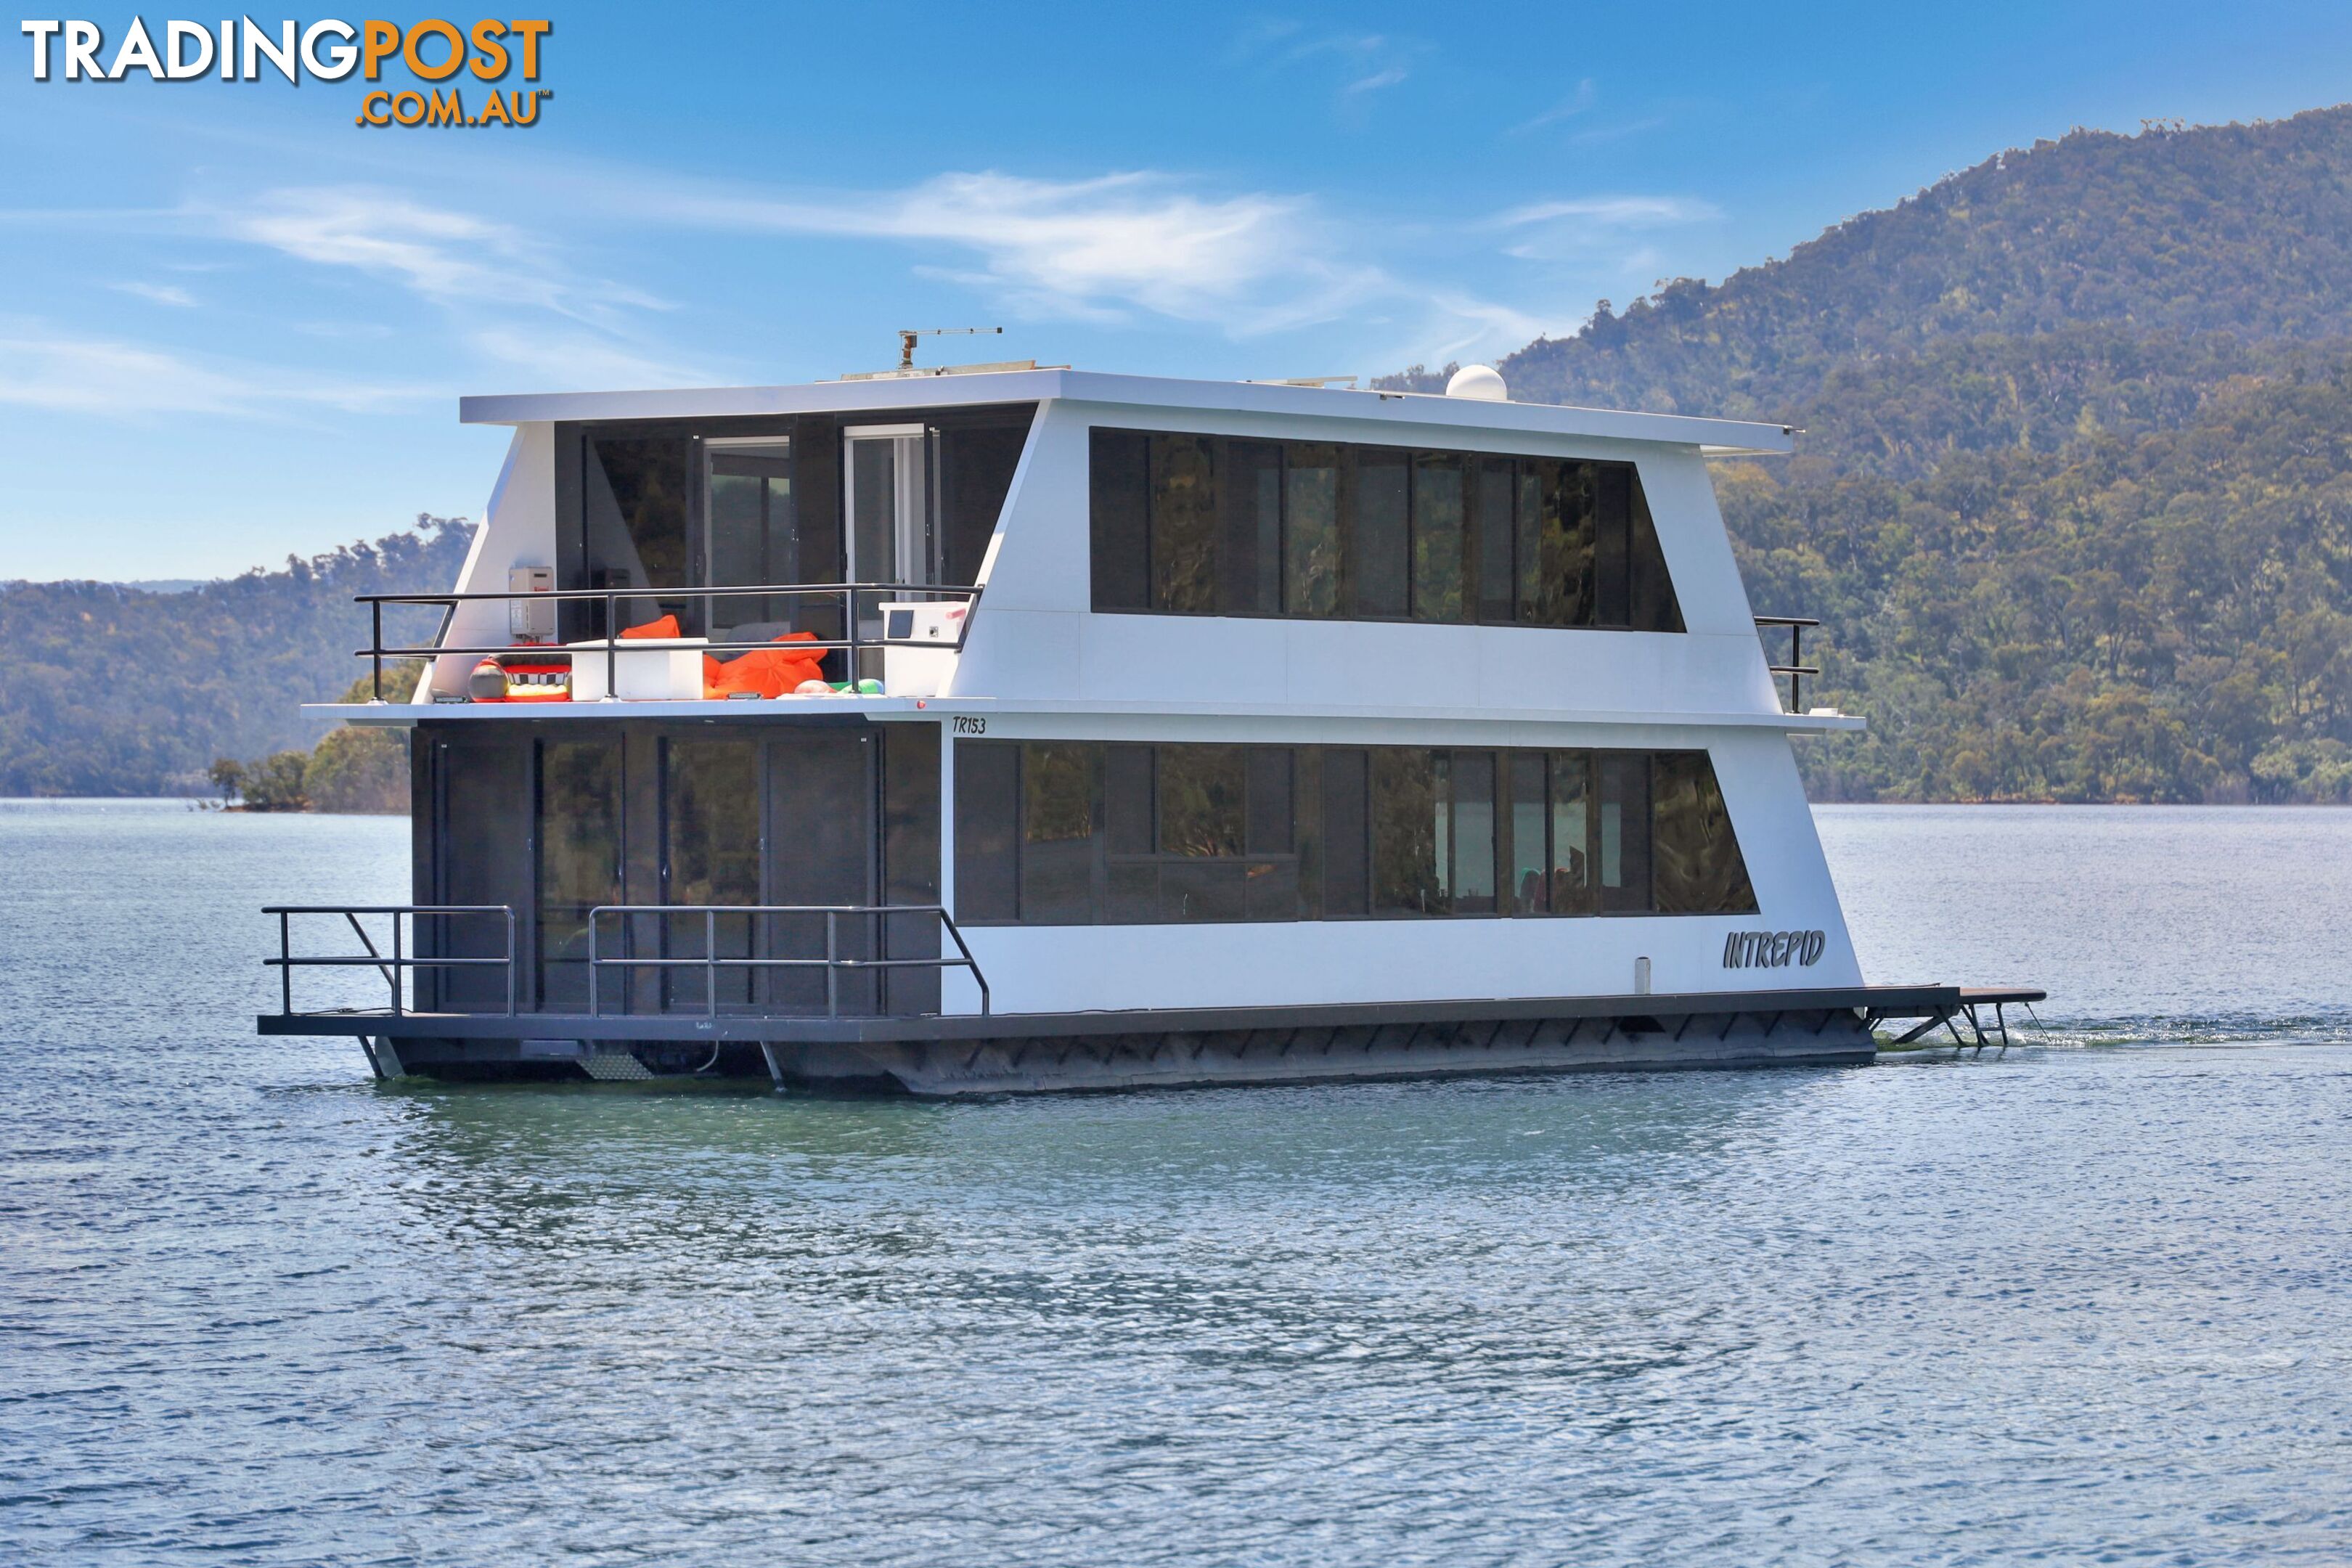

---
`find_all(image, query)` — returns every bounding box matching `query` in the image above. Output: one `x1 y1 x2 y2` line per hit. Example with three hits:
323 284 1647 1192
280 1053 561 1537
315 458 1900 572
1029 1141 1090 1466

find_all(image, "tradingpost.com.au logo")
19 17 552 126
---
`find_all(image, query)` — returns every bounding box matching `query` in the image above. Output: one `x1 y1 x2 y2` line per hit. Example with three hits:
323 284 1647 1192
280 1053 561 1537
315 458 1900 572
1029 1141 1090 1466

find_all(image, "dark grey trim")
260 982 2043 1046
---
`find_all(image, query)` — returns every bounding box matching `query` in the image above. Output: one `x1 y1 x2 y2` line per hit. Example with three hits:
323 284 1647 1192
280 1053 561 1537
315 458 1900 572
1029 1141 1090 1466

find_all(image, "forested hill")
1387 106 2352 801
0 519 470 796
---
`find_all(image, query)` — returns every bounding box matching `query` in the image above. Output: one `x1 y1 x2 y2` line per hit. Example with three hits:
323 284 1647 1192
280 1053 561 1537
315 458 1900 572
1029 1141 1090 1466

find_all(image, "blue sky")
5 1 2351 580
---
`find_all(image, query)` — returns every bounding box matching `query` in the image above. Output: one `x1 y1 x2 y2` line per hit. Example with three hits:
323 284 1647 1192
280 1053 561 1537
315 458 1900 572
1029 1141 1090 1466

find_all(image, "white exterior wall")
409 373 1862 1017
421 422 558 698
934 716 1858 1017
950 399 1784 717
931 395 1855 1016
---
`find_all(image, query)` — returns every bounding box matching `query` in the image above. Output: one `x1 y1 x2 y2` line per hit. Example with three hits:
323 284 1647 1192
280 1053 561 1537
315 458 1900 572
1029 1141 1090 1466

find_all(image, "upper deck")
323 366 1839 735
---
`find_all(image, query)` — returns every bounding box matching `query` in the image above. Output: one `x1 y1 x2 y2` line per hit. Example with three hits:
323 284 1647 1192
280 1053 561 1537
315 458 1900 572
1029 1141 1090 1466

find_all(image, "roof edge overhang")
457 369 1794 455
306 697 1863 733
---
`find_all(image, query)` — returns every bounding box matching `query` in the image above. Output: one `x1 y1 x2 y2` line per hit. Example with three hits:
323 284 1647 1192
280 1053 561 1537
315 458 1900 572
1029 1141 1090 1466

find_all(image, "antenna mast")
898 326 1003 371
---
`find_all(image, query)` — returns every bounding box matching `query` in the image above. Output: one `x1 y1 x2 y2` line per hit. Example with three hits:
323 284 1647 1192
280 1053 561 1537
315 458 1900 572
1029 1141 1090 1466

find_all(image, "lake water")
4 801 2349 1565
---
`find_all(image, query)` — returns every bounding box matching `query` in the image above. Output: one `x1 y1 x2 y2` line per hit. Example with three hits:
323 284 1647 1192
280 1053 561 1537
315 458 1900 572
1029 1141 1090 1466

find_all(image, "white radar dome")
1445 364 1508 401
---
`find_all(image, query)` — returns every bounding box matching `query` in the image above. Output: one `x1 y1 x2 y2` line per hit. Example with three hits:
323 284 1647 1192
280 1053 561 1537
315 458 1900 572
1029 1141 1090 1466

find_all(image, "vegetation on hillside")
1385 107 2352 800
0 519 465 797
210 663 424 814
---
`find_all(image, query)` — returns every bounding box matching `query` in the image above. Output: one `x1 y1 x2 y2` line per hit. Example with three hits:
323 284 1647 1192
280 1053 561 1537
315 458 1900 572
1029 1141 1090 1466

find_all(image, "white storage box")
879 600 965 697
568 637 706 701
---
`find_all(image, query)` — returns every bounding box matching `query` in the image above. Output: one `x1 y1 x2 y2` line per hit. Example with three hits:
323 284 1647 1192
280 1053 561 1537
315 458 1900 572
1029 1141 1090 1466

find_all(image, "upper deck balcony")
323 368 1855 733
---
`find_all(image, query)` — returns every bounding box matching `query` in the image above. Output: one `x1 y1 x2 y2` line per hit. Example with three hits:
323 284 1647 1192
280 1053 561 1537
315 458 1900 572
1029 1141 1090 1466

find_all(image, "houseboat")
261 359 2038 1092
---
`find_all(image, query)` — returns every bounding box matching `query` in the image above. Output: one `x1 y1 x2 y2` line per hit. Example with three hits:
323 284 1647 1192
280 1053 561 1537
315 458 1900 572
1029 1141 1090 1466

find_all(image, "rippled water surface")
4 801 2351 1565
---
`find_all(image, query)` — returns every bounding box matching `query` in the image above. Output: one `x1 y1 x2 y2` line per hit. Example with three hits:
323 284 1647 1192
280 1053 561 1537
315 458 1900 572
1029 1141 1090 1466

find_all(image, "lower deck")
259 984 2041 1095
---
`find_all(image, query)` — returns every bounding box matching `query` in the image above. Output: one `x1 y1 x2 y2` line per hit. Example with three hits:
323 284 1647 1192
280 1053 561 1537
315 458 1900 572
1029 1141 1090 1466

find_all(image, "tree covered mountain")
0 519 467 797
1388 107 2352 800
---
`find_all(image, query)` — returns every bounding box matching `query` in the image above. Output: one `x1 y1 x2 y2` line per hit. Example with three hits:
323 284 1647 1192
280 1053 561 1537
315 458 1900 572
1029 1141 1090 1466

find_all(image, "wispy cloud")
0 325 429 417
110 281 196 308
650 169 1389 336
1229 21 1421 110
467 326 716 391
1570 115 1669 147
214 187 663 327
1416 293 1559 365
201 186 703 385
1511 79 1597 136
1490 195 1719 264
1495 196 1719 229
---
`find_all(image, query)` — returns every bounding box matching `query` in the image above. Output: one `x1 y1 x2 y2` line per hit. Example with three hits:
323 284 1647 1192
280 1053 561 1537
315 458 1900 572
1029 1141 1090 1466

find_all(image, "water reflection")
10 804 2352 1566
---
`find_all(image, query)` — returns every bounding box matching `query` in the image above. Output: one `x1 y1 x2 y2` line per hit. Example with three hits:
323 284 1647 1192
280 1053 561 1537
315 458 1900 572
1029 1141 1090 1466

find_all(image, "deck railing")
587 905 989 1018
265 905 518 1016
1754 616 1821 713
350 581 982 702
263 902 989 1020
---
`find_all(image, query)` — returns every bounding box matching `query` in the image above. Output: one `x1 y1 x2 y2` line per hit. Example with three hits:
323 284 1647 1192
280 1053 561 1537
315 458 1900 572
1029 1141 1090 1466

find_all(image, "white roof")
457 368 1794 455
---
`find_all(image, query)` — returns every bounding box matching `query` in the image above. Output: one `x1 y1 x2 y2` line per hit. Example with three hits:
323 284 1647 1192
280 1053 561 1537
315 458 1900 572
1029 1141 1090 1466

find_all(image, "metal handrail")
1755 616 1822 714
587 903 989 1019
265 905 517 1017
354 581 981 702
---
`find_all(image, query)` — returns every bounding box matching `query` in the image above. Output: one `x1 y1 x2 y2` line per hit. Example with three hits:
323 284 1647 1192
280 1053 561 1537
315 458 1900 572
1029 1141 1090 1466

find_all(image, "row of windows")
1088 430 1685 631
954 741 1755 927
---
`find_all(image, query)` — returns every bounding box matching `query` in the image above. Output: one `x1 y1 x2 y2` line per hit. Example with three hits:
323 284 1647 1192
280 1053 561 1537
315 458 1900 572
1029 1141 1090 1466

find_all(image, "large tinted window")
953 742 1019 923
957 739 1752 926
706 441 796 638
1652 751 1757 914
1410 453 1466 623
1021 743 1099 923
939 420 1027 586
584 436 691 634
1149 434 1217 613
663 738 759 1008
1353 449 1410 618
537 738 622 1008
1089 430 1149 612
1284 444 1342 617
1089 428 1681 633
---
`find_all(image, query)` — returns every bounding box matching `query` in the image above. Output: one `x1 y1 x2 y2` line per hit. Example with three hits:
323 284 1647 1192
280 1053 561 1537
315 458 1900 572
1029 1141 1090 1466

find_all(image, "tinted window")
1597 751 1651 912
1628 481 1685 633
1450 751 1498 913
1149 434 1217 613
664 738 759 1009
951 740 1747 926
1322 748 1370 916
1508 752 1548 915
1353 449 1410 618
537 738 621 1010
706 443 796 636
1087 428 1678 634
1021 743 1099 923
1595 465 1633 628
954 741 1019 923
1476 458 1516 624
881 724 943 1013
584 436 691 634
1089 429 1150 611
1549 751 1596 915
1371 749 1441 915
1410 453 1466 623
1285 444 1342 617
939 420 1028 587
1652 751 1756 913
1159 746 1246 857
1222 441 1283 615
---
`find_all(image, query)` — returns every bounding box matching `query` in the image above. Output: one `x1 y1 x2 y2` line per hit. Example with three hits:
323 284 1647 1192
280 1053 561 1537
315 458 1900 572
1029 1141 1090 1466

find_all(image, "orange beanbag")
620 613 681 640
702 631 825 699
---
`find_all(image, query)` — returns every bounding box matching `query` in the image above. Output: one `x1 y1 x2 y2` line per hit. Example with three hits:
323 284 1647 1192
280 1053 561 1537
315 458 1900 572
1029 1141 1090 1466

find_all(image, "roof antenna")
899 326 1003 371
